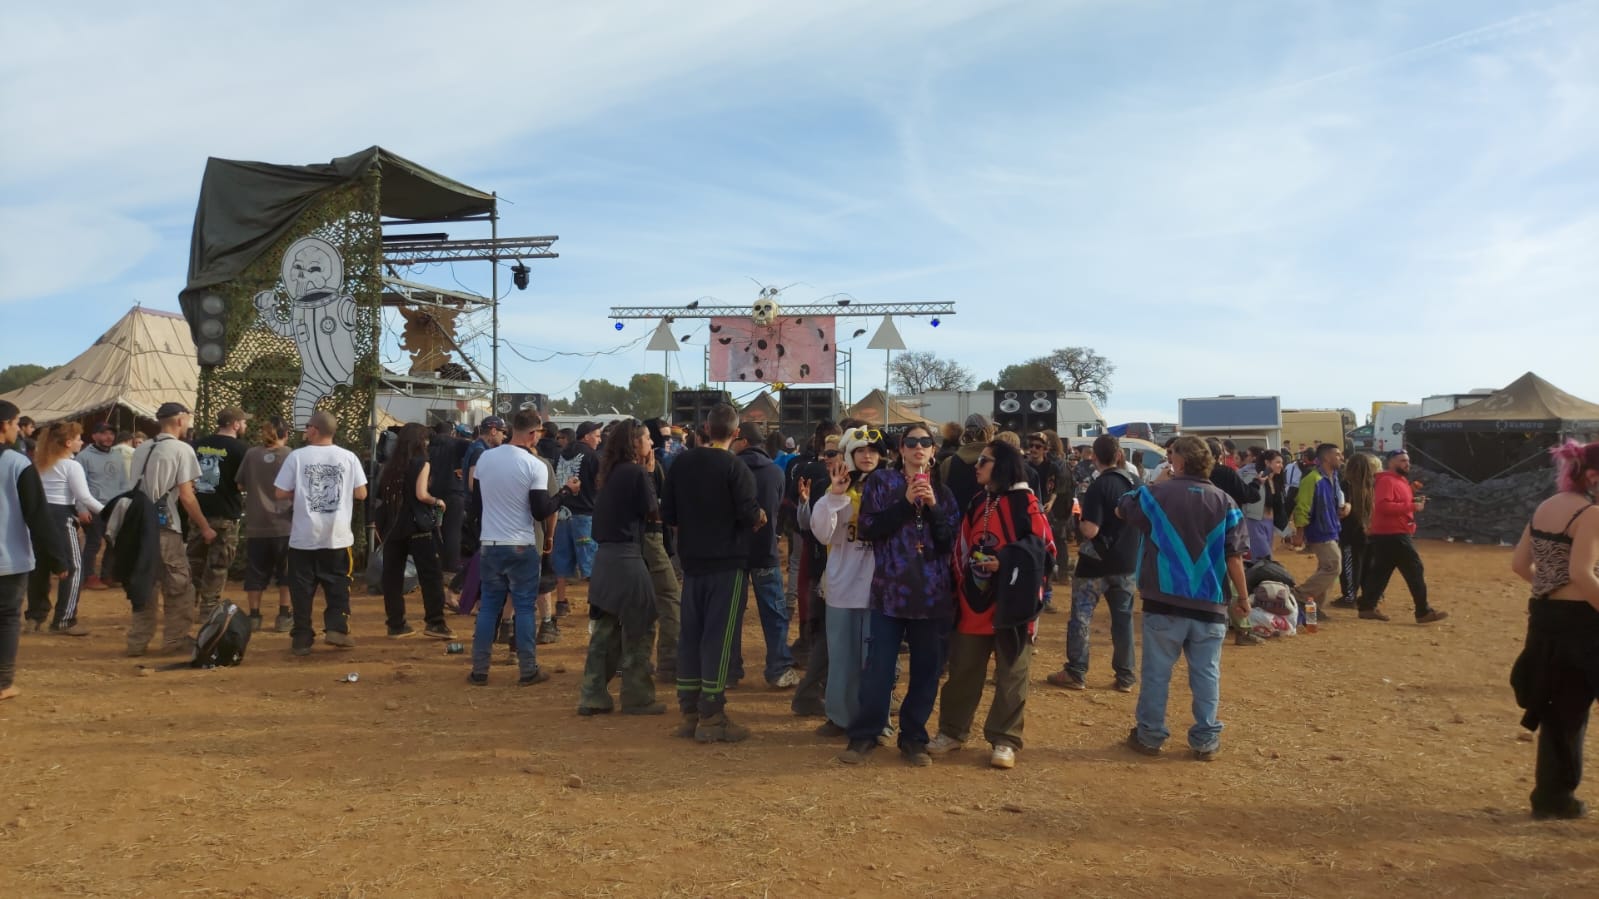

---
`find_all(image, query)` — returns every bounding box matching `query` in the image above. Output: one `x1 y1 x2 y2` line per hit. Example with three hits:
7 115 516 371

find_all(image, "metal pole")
884 349 891 425
663 352 670 419
490 192 499 412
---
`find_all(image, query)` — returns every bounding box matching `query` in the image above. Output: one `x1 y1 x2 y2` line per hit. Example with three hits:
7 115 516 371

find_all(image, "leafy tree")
976 379 997 391
1045 346 1115 405
889 351 974 394
554 374 681 418
994 359 1064 391
0 364 58 394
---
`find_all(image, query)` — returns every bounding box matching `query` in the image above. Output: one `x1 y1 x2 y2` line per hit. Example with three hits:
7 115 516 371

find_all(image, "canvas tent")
0 307 198 432
848 389 937 428
1406 373 1599 544
739 391 780 424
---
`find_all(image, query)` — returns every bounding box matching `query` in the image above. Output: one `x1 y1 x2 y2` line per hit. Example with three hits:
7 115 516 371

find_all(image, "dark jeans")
847 610 945 749
26 504 80 626
0 572 25 691
677 569 742 717
438 494 465 572
1362 534 1431 617
381 530 447 631
287 547 354 647
1339 528 1369 603
473 544 540 677
731 566 794 684
1525 599 1599 816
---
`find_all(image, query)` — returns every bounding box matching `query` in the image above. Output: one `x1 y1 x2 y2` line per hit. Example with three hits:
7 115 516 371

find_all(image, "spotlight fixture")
511 262 530 290
836 299 851 307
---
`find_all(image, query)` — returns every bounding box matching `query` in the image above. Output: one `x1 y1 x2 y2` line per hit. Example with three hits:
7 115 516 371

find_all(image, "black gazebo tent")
1407 373 1599 543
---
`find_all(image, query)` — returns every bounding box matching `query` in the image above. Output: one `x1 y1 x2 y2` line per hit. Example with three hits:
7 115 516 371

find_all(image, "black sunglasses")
822 449 840 458
900 436 936 449
976 456 995 467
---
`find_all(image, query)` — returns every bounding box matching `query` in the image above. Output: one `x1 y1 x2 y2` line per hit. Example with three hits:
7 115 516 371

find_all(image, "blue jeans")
1134 612 1226 752
552 514 596 579
738 563 796 681
824 606 869 728
1067 575 1136 684
847 611 945 749
473 545 540 677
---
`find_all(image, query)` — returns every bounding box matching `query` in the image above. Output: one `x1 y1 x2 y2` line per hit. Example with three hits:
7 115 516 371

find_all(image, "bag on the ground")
1246 558 1297 592
1251 580 1299 616
192 600 252 667
1246 605 1297 638
365 542 418 595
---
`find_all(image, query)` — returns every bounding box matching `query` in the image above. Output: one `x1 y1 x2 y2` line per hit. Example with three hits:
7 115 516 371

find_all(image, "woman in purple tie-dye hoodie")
836 423 958 767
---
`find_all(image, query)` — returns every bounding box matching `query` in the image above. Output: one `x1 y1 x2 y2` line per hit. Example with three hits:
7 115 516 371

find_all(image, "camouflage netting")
195 177 381 453
1413 466 1554 546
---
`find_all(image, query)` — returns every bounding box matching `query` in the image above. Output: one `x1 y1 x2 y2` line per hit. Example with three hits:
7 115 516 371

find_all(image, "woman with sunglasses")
929 438 1055 768
809 429 884 737
837 423 959 767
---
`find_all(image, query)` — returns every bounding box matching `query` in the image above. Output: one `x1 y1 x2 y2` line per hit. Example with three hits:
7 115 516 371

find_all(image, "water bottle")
1304 599 1318 633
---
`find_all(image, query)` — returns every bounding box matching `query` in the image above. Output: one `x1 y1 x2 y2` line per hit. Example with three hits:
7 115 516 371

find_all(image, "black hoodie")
737 446 784 568
661 446 759 576
557 442 599 515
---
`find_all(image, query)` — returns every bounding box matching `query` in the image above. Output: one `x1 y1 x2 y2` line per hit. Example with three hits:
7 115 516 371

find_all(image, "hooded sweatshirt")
737 445 784 568
938 442 986 519
557 442 599 516
811 481 875 610
660 446 760 575
1370 470 1418 536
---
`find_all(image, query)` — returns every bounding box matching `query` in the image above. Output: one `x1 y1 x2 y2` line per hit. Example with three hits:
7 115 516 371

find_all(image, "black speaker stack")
992 389 1058 435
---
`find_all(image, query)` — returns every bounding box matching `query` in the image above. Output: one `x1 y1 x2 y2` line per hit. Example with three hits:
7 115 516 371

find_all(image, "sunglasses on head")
900 436 936 449
846 428 883 443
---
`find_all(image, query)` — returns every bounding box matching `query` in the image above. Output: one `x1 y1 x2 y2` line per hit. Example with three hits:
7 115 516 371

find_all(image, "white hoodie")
810 488 875 610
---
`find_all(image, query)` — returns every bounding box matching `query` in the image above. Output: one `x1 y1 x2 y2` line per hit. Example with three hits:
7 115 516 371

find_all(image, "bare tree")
889 351 975 394
1044 346 1114 405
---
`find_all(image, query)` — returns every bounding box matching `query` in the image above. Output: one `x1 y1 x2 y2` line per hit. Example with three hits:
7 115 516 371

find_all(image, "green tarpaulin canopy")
178 146 494 334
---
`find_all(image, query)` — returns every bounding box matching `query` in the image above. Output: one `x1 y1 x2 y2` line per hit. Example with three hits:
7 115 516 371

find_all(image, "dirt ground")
2 540 1594 898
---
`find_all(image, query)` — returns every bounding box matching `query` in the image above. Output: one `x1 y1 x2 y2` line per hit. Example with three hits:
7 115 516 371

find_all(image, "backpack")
965 491 1053 630
941 453 983 522
190 600 251 668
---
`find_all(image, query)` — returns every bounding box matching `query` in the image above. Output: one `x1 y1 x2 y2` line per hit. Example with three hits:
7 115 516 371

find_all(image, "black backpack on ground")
190 600 252 668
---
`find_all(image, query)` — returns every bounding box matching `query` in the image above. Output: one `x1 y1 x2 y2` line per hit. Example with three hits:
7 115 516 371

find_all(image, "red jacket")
1370 471 1416 535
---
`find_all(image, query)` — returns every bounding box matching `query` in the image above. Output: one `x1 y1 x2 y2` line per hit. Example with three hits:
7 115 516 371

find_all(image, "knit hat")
838 428 885 473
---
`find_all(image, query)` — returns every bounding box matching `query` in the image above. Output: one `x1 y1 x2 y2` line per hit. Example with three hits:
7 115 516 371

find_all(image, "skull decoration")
752 295 781 328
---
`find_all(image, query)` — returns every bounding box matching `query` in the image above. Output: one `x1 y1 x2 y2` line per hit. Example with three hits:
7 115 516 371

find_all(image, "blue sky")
3 0 1597 425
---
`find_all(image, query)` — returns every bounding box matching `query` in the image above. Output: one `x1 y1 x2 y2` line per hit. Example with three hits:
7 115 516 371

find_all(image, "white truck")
1372 403 1422 454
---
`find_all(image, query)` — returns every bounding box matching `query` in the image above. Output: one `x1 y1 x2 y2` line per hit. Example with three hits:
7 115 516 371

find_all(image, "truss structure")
608 301 954 320
380 234 558 403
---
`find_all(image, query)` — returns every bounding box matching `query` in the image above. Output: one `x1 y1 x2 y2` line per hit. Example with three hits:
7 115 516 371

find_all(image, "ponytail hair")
1552 440 1599 494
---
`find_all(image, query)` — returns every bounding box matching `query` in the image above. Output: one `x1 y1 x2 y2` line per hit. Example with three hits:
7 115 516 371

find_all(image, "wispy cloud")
2 0 1596 426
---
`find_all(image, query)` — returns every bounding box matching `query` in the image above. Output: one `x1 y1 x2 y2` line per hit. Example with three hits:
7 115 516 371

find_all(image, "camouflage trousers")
187 518 238 618
578 610 657 713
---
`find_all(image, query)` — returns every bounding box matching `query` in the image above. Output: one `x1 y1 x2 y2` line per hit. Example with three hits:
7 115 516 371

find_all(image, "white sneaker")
990 744 1016 769
773 668 802 688
927 733 964 755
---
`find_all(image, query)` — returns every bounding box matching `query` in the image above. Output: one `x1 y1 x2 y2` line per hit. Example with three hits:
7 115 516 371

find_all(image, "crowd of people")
1 397 1596 818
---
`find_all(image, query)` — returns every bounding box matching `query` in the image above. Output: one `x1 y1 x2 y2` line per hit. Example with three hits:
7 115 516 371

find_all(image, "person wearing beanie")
809 427 885 737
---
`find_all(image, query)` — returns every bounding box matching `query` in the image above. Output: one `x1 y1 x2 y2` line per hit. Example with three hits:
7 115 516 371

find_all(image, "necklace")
914 498 927 555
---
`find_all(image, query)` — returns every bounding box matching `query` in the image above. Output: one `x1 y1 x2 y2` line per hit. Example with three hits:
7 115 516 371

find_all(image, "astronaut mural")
254 236 360 428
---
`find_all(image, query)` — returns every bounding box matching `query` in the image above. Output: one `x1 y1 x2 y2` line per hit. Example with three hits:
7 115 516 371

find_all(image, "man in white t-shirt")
468 408 564 685
273 411 368 656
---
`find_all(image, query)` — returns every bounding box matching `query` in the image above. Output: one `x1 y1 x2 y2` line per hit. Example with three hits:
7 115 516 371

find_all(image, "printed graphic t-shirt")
194 434 248 520
273 443 367 550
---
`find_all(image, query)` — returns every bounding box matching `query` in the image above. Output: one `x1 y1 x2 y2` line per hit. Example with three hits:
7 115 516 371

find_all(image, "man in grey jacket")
76 422 128 590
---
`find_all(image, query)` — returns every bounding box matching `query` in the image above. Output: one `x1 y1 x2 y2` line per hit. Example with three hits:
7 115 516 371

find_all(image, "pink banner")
707 315 836 384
